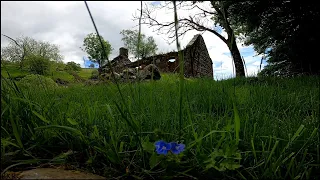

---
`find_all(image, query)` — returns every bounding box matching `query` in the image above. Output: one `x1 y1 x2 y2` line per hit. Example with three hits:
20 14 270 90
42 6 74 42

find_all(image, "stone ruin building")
99 34 213 79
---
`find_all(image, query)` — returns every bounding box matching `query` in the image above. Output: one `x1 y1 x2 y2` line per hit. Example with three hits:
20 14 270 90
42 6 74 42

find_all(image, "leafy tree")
135 1 245 77
81 33 113 68
227 0 320 76
1 34 63 69
89 63 95 68
120 29 158 59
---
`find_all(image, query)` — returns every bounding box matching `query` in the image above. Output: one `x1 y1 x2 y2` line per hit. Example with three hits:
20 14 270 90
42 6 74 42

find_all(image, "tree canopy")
120 29 158 59
1 35 63 68
227 0 320 76
81 33 113 68
135 1 246 77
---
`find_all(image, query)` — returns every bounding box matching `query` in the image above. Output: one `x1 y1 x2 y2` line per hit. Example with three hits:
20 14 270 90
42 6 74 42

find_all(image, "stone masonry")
99 34 213 78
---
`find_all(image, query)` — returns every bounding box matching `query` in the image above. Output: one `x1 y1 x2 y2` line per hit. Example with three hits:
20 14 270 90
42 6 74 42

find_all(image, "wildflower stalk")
84 1 124 102
137 1 142 108
173 1 184 142
84 1 145 167
137 0 146 168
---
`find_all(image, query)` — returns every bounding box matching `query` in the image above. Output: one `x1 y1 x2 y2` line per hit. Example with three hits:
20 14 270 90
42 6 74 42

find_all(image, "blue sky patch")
151 1 161 6
83 56 99 68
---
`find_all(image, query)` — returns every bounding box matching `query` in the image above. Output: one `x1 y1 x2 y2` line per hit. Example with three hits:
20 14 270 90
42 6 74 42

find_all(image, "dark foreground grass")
1 74 319 179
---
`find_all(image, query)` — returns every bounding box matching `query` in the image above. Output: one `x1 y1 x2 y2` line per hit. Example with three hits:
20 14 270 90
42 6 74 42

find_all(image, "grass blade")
233 102 241 145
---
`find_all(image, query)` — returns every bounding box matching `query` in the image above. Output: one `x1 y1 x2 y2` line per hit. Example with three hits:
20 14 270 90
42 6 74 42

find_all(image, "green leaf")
9 109 23 149
1 159 40 176
119 141 125 152
94 146 118 164
92 125 99 137
1 138 20 148
233 103 240 145
32 110 50 124
149 152 161 169
67 118 78 125
86 157 93 165
107 149 119 164
142 141 155 153
51 150 74 162
34 125 85 141
291 125 304 143
188 130 226 150
222 160 241 170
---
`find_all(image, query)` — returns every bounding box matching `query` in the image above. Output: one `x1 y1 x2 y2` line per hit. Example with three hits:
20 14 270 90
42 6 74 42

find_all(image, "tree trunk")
229 38 245 77
19 50 27 70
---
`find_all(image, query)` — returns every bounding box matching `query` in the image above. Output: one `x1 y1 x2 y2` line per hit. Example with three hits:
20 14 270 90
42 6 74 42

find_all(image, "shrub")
19 74 58 90
50 61 66 72
25 55 51 75
11 74 27 81
90 69 99 80
64 61 82 72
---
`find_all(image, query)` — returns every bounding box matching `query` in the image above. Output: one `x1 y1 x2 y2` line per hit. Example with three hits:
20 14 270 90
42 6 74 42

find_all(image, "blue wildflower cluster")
154 140 185 155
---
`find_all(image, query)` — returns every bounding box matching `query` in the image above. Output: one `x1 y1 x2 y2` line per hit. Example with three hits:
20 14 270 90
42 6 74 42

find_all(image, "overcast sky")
1 1 266 80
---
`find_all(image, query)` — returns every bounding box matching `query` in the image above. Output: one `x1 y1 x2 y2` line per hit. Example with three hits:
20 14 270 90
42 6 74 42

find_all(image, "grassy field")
1 63 97 83
1 64 30 79
1 64 319 179
78 68 97 79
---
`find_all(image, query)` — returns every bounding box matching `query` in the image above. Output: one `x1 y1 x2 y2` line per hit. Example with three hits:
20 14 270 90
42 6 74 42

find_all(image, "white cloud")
1 1 264 79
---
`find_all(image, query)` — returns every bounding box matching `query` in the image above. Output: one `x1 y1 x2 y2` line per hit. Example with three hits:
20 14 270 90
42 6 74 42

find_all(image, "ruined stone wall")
183 34 213 78
126 51 179 73
100 34 213 78
100 48 132 74
112 55 131 72
119 47 128 57
197 35 213 78
164 34 213 78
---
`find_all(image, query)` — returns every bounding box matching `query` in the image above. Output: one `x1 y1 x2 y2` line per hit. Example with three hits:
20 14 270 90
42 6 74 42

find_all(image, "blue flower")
169 142 185 154
155 140 172 155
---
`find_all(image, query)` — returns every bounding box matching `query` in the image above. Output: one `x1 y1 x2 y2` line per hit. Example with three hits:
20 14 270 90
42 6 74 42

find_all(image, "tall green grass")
1 1 319 179
1 73 319 179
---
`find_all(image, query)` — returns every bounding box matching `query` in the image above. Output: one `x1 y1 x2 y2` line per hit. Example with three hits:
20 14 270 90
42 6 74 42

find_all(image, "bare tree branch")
194 4 215 15
1 34 22 48
132 2 228 45
131 1 246 76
